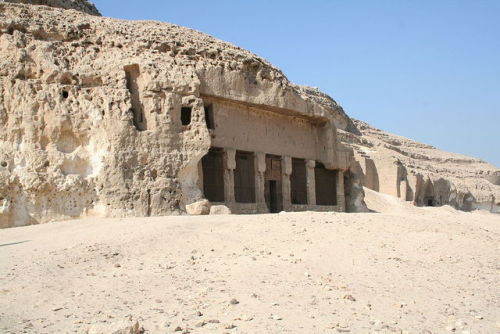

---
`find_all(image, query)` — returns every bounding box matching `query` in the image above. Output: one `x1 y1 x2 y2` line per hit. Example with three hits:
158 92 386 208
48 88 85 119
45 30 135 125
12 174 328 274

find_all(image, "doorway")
268 180 279 213
264 155 283 213
315 162 337 206
234 151 256 203
202 148 224 202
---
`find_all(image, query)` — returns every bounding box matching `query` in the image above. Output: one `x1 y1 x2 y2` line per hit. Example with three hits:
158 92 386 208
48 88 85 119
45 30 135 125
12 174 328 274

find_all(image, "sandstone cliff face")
340 120 500 213
0 2 356 227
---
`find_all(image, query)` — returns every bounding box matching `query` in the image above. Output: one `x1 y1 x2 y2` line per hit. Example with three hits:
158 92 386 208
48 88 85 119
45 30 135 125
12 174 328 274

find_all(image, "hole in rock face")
124 64 146 131
62 90 69 99
204 105 214 129
1 162 7 167
181 107 192 126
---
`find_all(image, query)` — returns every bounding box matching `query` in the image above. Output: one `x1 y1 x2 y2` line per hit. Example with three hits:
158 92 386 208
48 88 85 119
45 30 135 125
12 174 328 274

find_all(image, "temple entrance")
202 148 225 202
267 180 279 213
315 162 337 206
234 151 256 203
265 155 283 213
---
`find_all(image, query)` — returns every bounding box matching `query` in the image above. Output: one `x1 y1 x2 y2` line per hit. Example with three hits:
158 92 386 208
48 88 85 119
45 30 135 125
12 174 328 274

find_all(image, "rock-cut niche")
124 64 146 131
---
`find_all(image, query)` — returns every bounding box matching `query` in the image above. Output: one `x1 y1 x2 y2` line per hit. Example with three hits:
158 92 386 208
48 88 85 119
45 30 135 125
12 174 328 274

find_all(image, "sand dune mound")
363 187 419 213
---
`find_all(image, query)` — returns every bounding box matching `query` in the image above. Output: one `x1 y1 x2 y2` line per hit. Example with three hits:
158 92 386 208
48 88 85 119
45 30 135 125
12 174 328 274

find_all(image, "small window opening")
181 107 192 126
62 90 69 99
204 105 214 129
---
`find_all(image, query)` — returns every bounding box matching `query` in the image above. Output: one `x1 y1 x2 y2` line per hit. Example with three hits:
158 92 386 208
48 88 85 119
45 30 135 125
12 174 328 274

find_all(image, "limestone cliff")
0 2 356 227
340 120 500 212
0 1 496 228
0 0 100 15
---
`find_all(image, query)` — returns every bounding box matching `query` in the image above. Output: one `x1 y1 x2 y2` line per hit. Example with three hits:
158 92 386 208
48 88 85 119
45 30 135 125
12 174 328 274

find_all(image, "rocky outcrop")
341 120 500 212
0 2 359 227
0 1 496 228
0 0 100 15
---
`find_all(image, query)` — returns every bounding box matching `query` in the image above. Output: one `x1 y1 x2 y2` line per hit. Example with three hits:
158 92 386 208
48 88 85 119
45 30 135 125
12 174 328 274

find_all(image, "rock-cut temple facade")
0 0 367 227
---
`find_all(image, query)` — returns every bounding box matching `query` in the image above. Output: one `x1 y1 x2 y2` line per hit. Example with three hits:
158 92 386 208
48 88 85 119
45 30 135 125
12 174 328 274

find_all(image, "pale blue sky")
93 0 500 167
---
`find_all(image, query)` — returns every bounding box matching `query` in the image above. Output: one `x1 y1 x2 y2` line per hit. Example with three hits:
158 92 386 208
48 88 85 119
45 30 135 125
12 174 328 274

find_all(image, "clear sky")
93 0 500 167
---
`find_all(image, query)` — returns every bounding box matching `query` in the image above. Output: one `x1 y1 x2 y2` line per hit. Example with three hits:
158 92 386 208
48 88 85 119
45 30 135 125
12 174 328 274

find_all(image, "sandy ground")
0 189 499 334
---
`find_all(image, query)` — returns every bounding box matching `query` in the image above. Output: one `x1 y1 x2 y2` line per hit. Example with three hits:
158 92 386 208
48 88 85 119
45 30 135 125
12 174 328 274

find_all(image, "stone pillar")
336 170 345 212
255 152 266 209
306 160 316 206
399 180 408 201
282 156 292 211
224 148 236 203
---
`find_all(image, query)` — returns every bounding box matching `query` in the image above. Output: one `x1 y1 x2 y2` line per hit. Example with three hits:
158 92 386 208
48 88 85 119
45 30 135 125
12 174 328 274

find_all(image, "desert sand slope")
0 191 499 334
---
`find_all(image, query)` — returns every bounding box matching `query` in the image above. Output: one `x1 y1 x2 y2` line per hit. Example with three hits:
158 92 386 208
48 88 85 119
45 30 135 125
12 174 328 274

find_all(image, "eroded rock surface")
0 2 358 227
0 1 496 227
340 120 500 212
0 0 100 15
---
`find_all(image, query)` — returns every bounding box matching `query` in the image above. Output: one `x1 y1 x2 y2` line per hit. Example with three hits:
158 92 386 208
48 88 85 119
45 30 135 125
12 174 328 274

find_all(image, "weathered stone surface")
209 205 231 215
186 199 210 215
0 1 496 228
0 0 100 15
0 1 359 227
341 120 500 212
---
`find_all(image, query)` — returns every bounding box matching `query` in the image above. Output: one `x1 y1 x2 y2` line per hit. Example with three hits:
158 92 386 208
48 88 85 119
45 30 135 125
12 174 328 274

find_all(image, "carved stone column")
282 156 292 211
255 152 266 209
399 180 408 201
306 160 316 206
336 170 345 212
224 148 236 204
